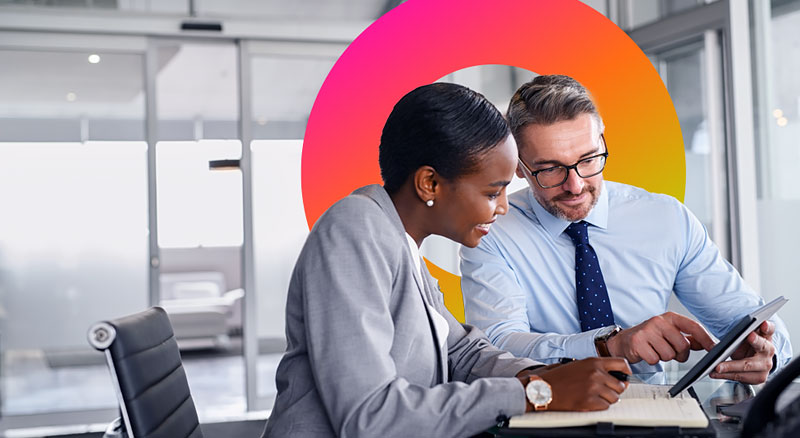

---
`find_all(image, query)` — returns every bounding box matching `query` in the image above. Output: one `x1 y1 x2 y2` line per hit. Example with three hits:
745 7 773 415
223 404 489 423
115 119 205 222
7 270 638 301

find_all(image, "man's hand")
709 320 775 384
606 312 716 365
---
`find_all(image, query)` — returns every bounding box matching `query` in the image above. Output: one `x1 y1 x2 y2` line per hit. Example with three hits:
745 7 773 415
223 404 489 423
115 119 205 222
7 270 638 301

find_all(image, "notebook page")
620 383 690 400
508 398 709 428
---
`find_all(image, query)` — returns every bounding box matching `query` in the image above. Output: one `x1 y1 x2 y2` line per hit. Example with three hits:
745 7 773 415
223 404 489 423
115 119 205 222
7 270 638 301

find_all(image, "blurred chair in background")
159 271 244 349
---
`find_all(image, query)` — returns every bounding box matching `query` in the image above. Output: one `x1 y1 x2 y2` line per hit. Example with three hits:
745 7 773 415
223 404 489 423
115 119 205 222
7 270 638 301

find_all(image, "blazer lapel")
420 261 449 383
354 184 448 384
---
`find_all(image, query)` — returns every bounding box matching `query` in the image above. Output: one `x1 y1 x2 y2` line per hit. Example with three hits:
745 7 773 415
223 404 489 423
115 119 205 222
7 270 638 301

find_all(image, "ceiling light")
773 109 783 118
777 117 788 127
66 92 77 102
88 54 101 64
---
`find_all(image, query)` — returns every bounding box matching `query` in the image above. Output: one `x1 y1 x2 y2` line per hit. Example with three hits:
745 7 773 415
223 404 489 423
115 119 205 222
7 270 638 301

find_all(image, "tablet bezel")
668 296 788 397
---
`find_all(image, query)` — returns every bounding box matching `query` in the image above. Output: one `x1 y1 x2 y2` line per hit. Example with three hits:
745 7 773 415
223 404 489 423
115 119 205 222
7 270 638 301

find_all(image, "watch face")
526 379 553 406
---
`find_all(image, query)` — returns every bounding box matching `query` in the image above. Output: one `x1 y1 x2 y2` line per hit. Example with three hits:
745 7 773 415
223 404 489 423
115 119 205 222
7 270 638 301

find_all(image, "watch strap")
595 325 621 357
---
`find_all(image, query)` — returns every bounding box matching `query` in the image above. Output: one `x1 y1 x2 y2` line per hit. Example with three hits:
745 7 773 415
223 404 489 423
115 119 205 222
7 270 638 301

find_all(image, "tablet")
668 296 788 397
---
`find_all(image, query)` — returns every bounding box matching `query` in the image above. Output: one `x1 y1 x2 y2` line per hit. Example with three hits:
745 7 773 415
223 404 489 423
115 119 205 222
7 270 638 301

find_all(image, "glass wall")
3 0 795 432
751 0 800 354
247 41 345 409
0 0 385 20
621 0 713 29
620 2 749 372
0 34 350 430
0 46 148 416
650 38 730 257
153 40 247 420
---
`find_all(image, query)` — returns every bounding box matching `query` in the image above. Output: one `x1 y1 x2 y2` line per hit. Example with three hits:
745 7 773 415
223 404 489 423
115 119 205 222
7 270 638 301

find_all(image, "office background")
0 0 798 435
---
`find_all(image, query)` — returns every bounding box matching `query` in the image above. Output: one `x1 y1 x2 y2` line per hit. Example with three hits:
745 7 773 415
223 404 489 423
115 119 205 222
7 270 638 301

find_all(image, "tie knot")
564 221 590 246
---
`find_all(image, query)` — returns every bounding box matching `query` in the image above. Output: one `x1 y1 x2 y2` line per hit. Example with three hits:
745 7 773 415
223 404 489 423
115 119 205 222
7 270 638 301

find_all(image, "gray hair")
506 75 605 148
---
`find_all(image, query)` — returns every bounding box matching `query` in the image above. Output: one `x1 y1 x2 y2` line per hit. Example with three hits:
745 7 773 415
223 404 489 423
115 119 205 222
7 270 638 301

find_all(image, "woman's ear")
413 166 437 205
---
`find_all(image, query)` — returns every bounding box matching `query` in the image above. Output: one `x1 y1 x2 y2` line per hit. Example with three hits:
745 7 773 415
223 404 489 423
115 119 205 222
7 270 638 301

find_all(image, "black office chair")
88 306 204 438
741 355 800 438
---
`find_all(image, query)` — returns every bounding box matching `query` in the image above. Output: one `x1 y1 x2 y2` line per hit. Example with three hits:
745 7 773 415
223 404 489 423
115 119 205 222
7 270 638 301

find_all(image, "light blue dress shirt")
460 181 791 372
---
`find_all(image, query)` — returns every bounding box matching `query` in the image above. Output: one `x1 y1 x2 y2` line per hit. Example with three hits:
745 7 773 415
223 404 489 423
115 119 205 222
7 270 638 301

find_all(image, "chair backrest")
88 307 204 438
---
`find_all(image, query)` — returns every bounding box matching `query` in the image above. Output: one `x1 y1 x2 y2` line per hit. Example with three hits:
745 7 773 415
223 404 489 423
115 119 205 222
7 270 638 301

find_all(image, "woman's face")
435 134 518 248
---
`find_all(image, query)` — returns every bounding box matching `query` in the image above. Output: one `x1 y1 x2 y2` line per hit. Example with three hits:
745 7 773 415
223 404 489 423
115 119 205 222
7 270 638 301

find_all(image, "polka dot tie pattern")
564 221 616 332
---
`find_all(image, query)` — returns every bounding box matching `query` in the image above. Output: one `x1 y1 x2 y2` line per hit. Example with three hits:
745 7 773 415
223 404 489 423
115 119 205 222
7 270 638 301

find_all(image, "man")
460 74 791 383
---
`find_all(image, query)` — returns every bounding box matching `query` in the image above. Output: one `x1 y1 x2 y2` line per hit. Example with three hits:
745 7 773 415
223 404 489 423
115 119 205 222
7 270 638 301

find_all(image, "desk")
489 371 800 437
637 371 750 438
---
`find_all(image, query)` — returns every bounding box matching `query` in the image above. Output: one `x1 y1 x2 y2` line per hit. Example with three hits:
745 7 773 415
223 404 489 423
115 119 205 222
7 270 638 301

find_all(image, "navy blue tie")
564 221 615 331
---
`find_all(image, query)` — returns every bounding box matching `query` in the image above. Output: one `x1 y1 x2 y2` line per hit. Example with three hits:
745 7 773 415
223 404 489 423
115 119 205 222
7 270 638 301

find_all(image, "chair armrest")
222 288 245 305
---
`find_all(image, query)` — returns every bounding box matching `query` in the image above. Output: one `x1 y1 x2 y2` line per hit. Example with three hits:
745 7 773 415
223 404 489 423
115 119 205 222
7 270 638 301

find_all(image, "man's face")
516 113 604 222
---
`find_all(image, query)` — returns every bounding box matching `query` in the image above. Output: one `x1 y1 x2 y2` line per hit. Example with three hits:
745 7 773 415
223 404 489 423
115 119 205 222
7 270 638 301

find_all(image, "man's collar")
527 181 609 238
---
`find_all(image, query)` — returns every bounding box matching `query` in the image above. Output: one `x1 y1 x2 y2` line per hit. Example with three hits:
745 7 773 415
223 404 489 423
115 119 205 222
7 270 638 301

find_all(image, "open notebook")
508 384 708 428
508 296 788 429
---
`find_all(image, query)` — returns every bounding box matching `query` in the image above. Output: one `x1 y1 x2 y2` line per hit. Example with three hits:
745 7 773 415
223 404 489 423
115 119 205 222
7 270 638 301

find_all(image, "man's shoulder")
606 181 682 208
508 186 531 205
471 187 546 254
501 187 544 228
605 181 695 236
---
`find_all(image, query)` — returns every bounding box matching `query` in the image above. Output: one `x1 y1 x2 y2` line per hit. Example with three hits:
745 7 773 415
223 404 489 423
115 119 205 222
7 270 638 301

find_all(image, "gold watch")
525 376 553 411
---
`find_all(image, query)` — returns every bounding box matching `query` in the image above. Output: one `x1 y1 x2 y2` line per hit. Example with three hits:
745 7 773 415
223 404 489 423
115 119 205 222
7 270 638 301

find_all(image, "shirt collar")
527 181 609 238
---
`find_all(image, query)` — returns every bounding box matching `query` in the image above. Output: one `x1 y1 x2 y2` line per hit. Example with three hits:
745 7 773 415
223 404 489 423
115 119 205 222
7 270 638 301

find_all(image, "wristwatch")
525 376 553 411
594 324 622 357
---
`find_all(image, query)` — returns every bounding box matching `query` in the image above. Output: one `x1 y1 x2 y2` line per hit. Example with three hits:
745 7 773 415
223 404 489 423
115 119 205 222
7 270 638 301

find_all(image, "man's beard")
534 183 600 222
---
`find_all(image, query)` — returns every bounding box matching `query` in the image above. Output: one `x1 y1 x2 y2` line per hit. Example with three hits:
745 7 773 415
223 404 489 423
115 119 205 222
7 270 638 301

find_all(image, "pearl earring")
426 199 434 207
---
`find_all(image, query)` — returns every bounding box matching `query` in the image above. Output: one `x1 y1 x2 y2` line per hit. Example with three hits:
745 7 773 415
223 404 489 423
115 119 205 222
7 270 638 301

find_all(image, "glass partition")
622 0 714 30
651 39 730 257
247 42 344 409
752 0 800 353
152 40 246 420
0 47 148 416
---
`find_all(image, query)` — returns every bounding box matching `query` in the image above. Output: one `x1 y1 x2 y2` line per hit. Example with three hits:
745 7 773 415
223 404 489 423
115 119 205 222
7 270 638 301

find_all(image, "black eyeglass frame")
518 134 609 189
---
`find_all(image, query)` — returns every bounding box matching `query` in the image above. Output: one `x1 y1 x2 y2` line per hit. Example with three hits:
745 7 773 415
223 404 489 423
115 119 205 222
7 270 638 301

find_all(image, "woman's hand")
517 357 631 412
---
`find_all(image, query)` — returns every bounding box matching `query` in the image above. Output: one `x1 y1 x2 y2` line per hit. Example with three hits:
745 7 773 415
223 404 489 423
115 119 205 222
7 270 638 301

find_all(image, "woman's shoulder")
315 189 387 227
310 185 403 244
297 186 406 275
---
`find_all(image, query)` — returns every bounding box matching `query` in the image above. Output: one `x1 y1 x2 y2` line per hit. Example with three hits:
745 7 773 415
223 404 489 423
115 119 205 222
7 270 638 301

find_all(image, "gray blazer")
263 184 540 438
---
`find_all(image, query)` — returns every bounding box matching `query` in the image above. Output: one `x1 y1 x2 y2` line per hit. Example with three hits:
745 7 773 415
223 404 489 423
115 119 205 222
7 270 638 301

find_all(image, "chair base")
103 417 128 438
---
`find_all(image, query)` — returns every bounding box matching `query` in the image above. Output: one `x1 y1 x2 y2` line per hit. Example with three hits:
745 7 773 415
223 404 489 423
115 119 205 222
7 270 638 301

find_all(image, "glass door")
149 39 247 421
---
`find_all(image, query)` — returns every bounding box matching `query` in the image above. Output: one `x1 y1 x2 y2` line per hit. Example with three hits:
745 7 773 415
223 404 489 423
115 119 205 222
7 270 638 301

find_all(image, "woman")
263 83 631 438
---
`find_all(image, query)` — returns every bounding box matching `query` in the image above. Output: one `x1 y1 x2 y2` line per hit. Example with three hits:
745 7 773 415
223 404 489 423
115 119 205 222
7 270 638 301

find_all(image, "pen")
609 370 629 382
559 358 628 381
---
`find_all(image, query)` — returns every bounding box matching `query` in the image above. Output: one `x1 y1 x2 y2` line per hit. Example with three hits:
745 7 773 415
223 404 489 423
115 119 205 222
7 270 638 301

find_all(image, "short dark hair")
506 75 604 148
379 83 510 194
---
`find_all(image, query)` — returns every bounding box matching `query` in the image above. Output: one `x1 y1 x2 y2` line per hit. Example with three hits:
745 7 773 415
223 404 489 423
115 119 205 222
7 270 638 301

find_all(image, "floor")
48 419 268 438
1 345 283 428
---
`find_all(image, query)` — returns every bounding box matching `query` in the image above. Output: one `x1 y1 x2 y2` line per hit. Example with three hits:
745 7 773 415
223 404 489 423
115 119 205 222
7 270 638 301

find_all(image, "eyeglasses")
518 135 609 189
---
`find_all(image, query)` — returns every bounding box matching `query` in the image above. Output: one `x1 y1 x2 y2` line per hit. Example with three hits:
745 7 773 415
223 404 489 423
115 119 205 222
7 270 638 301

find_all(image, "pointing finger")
665 313 715 350
687 335 714 351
